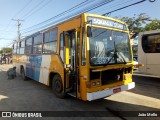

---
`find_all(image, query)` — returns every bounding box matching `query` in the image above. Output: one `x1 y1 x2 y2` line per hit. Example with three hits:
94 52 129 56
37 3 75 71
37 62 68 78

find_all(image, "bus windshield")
89 27 132 66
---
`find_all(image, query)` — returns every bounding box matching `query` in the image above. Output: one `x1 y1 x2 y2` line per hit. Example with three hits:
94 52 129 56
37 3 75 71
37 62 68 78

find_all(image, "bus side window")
81 27 86 66
25 37 33 54
77 31 80 65
33 34 43 54
43 28 57 54
17 42 20 55
60 33 64 62
19 41 25 55
13 43 17 55
142 34 160 53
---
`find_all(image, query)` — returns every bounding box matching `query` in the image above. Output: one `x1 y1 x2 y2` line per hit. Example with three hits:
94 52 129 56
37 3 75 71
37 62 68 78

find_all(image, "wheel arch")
49 72 62 88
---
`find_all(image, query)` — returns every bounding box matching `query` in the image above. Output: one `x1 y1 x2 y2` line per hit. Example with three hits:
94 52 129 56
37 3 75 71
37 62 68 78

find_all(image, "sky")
0 0 159 49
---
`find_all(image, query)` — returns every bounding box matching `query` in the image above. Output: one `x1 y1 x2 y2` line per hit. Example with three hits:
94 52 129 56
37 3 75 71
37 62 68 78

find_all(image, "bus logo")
2 112 11 117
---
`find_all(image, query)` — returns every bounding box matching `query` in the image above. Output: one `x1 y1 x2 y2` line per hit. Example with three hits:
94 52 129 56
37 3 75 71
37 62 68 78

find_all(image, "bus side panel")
146 53 160 76
39 55 51 85
138 30 160 76
49 55 64 86
25 55 42 81
26 55 34 79
32 55 42 81
138 34 147 73
13 55 27 76
79 66 88 101
39 54 64 86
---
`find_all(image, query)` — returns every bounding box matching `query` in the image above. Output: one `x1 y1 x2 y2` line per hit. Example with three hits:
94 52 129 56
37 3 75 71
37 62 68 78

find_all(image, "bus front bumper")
87 82 135 101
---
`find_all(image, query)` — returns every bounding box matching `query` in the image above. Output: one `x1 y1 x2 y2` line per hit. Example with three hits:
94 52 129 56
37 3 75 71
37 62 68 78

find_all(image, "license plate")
113 87 121 93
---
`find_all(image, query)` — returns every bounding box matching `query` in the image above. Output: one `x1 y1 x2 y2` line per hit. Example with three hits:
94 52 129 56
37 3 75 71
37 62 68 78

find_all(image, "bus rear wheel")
52 75 65 98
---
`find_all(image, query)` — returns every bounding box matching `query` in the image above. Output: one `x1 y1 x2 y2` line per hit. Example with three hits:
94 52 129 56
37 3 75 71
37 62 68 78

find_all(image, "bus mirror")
87 26 92 37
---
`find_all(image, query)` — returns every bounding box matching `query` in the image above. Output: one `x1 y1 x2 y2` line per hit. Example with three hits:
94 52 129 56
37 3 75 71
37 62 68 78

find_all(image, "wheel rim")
54 79 62 93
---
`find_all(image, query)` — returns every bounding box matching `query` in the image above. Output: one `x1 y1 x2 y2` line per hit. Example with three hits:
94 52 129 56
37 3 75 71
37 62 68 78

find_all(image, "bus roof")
84 13 127 25
139 29 160 36
21 13 128 41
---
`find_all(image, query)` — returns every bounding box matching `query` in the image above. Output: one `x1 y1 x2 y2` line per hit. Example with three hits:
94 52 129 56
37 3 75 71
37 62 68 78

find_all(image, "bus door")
62 30 78 96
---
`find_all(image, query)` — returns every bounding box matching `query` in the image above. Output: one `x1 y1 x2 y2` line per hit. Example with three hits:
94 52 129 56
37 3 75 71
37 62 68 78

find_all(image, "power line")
0 30 15 32
23 0 53 20
22 0 115 35
21 0 48 19
4 0 33 32
6 0 43 34
12 19 24 42
94 0 134 14
103 0 149 16
12 0 33 19
21 0 91 31
7 0 156 47
0 38 14 40
4 0 51 46
7 0 94 41
21 0 115 35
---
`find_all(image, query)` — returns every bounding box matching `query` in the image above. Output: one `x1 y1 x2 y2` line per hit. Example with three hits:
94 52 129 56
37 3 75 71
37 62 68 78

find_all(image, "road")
0 64 159 120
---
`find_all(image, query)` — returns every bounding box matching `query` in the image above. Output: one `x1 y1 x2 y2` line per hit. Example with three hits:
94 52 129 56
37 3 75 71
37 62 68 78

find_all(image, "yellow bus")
12 13 135 101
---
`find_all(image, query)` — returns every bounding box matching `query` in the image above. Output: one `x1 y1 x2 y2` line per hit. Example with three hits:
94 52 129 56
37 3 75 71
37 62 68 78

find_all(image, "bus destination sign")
87 17 126 30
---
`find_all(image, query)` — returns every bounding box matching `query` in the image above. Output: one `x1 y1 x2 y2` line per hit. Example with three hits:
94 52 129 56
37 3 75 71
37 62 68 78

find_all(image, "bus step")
67 92 76 97
66 88 72 93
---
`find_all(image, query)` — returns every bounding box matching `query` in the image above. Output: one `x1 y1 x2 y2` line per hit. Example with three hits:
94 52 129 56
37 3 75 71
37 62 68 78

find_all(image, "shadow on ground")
129 75 160 99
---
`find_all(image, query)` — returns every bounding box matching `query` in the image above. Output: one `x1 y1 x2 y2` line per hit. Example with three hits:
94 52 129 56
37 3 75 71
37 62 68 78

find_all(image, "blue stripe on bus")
26 55 42 81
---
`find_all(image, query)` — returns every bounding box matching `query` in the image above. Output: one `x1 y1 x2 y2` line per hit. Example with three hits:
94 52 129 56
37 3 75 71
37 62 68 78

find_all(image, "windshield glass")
89 27 132 66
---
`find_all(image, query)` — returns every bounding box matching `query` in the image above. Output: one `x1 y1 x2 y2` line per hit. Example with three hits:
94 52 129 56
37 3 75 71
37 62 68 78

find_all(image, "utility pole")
12 19 24 42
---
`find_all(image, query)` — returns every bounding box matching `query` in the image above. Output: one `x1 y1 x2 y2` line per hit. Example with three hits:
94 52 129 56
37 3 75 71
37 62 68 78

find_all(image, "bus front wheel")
52 75 65 98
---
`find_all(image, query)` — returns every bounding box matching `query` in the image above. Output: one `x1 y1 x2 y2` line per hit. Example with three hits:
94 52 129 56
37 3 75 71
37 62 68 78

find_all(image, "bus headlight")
91 81 101 86
92 82 96 86
96 81 101 85
86 81 101 88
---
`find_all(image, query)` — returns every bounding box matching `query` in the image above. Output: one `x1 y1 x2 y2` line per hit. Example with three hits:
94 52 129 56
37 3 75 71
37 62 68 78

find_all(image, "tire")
21 67 27 81
52 75 66 98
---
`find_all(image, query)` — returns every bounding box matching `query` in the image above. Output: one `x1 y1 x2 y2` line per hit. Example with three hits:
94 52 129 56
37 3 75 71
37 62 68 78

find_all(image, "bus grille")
101 69 123 85
90 67 132 85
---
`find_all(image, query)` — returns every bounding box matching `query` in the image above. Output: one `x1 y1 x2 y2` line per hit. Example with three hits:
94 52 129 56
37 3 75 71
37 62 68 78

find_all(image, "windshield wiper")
104 49 118 66
104 48 127 67
117 51 127 64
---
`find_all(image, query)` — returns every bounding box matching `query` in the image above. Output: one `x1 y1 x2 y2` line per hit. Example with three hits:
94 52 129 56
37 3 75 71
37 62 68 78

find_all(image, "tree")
144 20 160 31
0 47 12 54
114 13 159 56
115 13 151 38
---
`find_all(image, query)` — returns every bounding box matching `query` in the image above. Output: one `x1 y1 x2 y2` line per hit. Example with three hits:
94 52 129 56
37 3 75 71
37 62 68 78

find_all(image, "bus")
138 30 160 77
12 13 135 101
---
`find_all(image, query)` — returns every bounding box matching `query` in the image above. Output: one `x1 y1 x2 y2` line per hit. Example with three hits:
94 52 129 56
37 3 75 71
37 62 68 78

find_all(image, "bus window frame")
43 28 58 54
25 37 33 55
85 24 132 66
81 27 86 66
13 42 18 55
33 33 43 55
16 40 25 55
142 34 160 53
60 33 65 62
